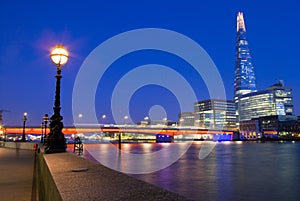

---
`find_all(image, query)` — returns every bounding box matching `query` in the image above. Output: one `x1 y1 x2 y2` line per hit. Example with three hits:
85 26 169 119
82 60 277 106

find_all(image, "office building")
194 99 236 130
239 115 300 140
178 112 195 127
238 80 294 122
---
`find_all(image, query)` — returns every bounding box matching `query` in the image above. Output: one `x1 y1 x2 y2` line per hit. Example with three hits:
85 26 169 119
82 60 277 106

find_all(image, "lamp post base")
44 120 66 154
44 135 66 154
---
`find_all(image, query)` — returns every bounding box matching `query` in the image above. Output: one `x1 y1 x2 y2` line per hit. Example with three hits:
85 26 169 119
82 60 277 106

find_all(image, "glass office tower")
194 99 236 130
234 12 257 123
238 81 294 122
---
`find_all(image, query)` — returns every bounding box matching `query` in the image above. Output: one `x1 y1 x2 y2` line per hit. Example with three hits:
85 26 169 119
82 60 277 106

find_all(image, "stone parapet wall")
37 153 63 201
42 152 188 201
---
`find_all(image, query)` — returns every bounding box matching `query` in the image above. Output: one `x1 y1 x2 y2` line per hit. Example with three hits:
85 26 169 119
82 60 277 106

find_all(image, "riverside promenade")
0 142 189 201
0 146 37 201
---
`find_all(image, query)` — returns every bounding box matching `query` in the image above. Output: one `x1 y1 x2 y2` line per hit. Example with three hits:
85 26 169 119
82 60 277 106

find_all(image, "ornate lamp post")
41 114 49 143
44 44 68 153
41 122 45 142
22 112 27 142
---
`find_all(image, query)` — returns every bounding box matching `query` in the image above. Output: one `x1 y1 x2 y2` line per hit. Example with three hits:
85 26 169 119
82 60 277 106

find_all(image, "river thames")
73 141 300 201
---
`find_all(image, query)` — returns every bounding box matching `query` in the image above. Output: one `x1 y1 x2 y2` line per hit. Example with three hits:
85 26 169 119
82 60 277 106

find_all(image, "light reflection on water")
82 142 192 174
74 141 300 201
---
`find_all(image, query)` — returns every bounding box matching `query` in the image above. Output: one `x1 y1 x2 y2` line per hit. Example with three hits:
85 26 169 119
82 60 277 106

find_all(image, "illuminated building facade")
239 115 300 140
238 80 297 139
238 80 294 122
194 99 236 130
234 12 257 123
233 12 299 140
178 112 195 127
239 118 260 139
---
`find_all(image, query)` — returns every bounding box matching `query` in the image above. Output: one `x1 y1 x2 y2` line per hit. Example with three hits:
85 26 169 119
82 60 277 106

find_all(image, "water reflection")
79 142 300 201
84 142 193 174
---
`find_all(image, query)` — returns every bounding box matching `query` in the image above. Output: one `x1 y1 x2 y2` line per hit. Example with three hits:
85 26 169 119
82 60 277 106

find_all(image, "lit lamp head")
50 44 69 68
23 112 28 121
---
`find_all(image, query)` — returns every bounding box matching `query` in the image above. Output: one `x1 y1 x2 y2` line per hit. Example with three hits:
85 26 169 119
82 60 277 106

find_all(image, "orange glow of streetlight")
50 44 69 67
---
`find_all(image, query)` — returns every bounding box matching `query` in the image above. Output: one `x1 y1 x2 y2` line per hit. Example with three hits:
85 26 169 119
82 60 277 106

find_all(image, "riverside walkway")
0 147 37 201
0 143 188 201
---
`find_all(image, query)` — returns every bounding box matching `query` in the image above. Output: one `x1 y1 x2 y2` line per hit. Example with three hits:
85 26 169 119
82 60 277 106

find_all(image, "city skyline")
1 0 300 126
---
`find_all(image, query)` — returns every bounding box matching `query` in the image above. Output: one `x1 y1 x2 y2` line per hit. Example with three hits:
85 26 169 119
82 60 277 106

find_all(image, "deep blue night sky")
1 0 300 126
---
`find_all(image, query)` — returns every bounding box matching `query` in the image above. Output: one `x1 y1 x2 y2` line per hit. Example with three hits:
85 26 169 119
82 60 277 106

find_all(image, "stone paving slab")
44 152 190 201
0 147 36 201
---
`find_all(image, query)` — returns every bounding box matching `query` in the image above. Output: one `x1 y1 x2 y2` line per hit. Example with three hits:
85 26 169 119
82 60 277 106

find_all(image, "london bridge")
4 125 235 142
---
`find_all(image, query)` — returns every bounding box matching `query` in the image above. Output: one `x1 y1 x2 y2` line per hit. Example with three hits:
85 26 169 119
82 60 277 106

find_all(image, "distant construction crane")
0 109 10 126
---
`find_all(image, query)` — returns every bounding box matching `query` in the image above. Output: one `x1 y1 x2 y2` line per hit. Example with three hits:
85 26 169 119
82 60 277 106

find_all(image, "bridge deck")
5 126 235 136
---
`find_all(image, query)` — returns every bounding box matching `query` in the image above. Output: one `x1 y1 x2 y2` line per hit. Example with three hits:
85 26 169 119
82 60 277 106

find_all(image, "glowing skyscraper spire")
234 12 256 98
234 12 257 123
236 12 246 32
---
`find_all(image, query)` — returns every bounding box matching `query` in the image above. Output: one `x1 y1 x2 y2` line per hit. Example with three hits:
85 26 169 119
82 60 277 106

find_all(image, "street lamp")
44 44 68 153
22 112 27 142
42 114 49 144
41 122 44 142
102 114 106 125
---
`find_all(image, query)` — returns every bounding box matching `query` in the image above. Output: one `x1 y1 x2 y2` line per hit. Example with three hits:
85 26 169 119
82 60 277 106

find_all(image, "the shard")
234 12 257 122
